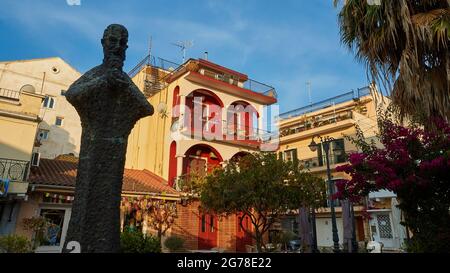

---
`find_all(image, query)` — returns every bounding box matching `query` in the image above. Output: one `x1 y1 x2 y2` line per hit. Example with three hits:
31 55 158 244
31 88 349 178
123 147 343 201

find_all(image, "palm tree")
334 0 449 120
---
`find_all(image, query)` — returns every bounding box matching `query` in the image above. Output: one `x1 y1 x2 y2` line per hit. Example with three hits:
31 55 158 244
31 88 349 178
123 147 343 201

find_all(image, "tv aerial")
171 40 194 63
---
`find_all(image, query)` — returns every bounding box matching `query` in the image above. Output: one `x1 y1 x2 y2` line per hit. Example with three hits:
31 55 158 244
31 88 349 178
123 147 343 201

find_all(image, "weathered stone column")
63 24 153 253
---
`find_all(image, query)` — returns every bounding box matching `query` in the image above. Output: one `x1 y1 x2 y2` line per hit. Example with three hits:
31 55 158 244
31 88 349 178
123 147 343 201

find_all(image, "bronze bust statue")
64 24 153 253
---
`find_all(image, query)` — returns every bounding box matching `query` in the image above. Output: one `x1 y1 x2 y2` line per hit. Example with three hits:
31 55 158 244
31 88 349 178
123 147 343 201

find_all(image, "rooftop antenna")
147 36 152 65
171 40 193 63
306 81 312 106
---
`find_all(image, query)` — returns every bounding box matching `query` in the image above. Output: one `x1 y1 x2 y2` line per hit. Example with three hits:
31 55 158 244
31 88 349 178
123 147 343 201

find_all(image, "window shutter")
293 149 298 168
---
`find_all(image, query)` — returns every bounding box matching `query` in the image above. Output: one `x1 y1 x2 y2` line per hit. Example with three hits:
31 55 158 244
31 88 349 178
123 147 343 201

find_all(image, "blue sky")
0 0 368 113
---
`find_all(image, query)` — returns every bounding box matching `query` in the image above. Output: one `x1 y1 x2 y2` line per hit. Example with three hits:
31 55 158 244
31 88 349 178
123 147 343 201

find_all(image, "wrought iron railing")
0 158 30 182
0 88 21 101
279 86 371 120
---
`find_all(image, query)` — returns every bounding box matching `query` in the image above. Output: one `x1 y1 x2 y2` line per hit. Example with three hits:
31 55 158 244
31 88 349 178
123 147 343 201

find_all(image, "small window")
38 129 49 141
39 209 65 246
55 117 64 126
43 96 55 109
283 149 297 162
31 152 40 166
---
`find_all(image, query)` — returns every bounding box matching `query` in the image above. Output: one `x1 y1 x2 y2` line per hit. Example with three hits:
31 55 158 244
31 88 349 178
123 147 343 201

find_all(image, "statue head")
101 24 128 69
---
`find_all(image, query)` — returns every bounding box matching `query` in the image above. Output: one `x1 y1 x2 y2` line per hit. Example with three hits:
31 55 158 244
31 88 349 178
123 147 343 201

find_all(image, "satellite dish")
157 102 167 114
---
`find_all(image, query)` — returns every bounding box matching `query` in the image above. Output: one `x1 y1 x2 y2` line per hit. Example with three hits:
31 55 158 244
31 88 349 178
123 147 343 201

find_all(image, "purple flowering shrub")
335 113 450 252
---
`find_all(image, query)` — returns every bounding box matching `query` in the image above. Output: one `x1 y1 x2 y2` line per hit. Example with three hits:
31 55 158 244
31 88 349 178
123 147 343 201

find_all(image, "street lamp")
309 134 340 253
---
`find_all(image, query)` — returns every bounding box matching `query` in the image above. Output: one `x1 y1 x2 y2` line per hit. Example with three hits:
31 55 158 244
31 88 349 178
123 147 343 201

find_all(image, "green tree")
334 0 449 120
199 152 326 252
0 235 32 253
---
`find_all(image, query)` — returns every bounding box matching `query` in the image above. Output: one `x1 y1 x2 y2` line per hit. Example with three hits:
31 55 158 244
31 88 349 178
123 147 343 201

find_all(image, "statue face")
101 24 128 69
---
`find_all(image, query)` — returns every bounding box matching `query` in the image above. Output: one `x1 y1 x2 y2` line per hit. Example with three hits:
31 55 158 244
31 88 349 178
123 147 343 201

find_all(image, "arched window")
43 96 55 109
20 84 36 93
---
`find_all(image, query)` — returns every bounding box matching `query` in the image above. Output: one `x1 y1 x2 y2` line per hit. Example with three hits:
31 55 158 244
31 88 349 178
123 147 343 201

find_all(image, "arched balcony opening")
226 101 259 141
230 151 251 163
185 89 224 138
183 144 223 178
171 86 180 119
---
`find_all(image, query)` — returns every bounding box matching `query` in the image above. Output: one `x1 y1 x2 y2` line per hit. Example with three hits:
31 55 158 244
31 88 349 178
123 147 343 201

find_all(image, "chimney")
204 51 208 60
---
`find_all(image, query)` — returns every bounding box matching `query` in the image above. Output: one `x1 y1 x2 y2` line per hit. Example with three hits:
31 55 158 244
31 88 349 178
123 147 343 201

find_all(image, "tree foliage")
334 0 450 120
120 227 161 253
0 235 32 253
199 152 326 252
335 110 450 252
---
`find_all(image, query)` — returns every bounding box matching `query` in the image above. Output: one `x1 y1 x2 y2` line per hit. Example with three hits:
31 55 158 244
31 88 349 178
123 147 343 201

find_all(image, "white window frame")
43 96 56 109
34 205 72 253
31 152 40 166
204 104 211 132
55 117 64 127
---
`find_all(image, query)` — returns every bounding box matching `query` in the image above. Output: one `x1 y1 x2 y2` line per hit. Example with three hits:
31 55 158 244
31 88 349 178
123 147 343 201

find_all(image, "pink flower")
348 153 366 165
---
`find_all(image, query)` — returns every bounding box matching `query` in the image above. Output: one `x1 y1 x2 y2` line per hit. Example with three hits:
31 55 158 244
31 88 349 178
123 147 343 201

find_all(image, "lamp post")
308 135 341 253
311 206 319 253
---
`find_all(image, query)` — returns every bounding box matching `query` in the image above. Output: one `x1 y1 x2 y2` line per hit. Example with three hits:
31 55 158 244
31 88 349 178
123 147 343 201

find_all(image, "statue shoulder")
66 65 105 101
70 66 103 87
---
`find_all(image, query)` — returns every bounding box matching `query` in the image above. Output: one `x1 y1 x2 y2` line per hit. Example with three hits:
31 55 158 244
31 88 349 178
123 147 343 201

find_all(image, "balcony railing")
181 118 277 145
243 79 277 98
0 158 30 182
129 55 277 99
279 86 371 120
128 54 180 79
280 110 353 137
299 153 348 169
0 88 21 101
201 69 277 98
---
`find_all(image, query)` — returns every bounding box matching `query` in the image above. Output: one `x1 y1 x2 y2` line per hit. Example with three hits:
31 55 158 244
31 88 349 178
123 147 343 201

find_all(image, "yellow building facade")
276 85 388 249
0 79 44 235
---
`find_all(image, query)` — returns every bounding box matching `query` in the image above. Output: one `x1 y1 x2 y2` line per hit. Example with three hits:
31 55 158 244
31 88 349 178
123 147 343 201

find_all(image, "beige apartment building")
276 85 405 251
0 57 82 160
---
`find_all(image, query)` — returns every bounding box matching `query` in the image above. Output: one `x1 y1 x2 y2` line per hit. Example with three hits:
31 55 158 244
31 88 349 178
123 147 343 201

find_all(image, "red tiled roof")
29 157 178 195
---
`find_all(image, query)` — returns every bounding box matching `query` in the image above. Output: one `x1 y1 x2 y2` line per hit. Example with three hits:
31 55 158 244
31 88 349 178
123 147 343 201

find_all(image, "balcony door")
198 213 218 250
317 139 346 166
236 213 253 252
369 212 396 249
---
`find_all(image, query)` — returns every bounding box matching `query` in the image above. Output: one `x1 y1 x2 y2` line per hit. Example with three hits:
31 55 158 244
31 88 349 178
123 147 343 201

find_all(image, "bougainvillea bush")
335 113 450 253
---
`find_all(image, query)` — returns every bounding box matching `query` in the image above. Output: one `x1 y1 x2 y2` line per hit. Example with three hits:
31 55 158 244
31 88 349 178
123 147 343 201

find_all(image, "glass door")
35 207 71 253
